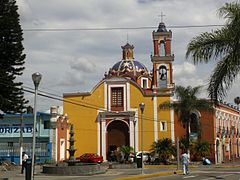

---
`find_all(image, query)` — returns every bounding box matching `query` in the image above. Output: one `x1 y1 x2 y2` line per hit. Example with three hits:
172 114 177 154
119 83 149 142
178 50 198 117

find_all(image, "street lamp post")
31 72 42 180
139 102 145 175
133 118 137 156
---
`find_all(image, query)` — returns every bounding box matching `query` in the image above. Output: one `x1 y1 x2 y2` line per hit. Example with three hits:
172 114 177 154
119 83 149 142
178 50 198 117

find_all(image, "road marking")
183 175 196 179
194 170 240 174
216 174 233 178
201 174 233 180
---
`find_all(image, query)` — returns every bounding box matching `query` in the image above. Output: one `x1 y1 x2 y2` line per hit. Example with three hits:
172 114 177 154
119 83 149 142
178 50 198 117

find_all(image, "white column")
55 129 58 162
171 108 175 143
102 119 106 160
127 82 130 110
136 110 139 153
104 82 108 110
153 96 158 141
130 117 134 149
97 113 101 156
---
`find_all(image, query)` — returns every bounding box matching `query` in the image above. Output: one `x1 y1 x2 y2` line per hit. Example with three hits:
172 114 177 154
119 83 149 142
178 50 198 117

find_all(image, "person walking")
181 151 189 175
21 152 28 174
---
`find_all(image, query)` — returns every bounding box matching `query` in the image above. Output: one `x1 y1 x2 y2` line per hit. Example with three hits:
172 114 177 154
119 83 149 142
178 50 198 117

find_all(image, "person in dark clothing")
21 152 28 174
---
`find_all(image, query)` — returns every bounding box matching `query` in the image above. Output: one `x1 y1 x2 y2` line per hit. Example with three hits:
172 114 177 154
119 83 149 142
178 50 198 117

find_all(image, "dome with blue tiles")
107 43 149 80
111 59 148 73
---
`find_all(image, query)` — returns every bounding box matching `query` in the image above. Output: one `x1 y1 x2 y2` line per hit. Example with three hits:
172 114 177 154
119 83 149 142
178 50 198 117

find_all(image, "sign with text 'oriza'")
0 124 37 137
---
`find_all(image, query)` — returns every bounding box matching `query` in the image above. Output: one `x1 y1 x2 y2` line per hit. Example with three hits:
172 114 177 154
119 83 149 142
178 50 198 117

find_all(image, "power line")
22 24 224 32
1 81 238 132
23 85 106 111
23 88 105 111
22 87 236 131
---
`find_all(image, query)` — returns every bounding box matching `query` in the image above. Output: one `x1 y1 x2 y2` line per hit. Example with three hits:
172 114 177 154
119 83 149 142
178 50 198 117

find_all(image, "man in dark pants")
21 152 28 174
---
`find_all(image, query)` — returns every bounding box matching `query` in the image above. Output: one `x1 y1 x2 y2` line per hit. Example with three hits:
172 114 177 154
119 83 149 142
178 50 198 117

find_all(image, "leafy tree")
179 137 189 152
186 2 240 102
150 138 176 164
161 85 213 150
0 0 28 113
191 141 210 161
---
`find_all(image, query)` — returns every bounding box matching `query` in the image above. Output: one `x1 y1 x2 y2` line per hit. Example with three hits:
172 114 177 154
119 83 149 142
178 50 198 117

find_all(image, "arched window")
159 41 165 56
158 65 167 88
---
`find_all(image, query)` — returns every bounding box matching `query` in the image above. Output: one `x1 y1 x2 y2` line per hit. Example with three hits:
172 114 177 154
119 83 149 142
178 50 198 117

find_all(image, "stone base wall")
42 164 106 175
108 162 137 169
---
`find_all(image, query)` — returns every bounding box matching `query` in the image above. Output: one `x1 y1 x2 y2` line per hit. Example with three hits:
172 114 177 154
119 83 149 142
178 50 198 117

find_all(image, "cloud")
70 58 97 73
174 62 196 77
14 0 238 111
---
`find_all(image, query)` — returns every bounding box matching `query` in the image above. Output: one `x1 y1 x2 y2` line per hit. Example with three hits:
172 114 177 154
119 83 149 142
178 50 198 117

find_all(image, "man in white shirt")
181 151 189 175
21 152 28 174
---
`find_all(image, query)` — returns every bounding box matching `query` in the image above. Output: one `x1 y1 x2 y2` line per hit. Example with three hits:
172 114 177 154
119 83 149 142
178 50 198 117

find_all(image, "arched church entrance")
190 112 200 142
107 120 129 153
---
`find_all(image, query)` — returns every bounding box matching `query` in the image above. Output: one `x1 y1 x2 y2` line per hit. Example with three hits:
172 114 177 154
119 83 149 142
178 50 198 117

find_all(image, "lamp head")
32 72 42 88
139 102 145 112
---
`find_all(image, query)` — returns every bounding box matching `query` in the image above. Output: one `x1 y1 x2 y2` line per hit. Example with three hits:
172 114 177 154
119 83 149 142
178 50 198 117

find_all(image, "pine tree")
0 0 28 113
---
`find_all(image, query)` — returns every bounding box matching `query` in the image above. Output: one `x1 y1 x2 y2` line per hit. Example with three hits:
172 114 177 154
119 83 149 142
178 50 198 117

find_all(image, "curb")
144 165 199 169
214 165 240 168
114 170 182 180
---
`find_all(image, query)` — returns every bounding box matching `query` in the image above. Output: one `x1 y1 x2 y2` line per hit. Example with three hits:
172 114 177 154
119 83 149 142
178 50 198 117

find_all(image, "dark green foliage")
150 138 176 164
186 2 240 102
119 145 133 163
179 137 189 152
191 141 210 160
160 85 213 150
0 0 28 113
174 86 213 149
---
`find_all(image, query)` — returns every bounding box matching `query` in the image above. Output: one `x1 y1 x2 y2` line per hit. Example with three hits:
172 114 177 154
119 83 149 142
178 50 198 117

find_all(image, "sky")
15 0 239 112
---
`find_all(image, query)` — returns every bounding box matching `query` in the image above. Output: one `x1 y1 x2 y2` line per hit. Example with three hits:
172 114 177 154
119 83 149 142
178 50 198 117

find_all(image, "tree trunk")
186 121 190 151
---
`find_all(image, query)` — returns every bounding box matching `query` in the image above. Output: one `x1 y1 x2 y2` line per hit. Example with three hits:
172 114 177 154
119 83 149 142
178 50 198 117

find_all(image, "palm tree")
161 85 213 150
192 141 210 161
119 145 133 163
186 2 240 102
150 138 176 165
234 96 240 108
179 137 189 152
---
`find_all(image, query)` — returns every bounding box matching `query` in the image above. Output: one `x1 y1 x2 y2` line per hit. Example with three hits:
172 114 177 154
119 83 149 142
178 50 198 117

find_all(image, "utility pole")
19 114 23 165
177 137 180 170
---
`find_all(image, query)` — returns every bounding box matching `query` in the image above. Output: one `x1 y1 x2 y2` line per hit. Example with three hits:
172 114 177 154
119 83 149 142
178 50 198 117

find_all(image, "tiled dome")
111 60 148 73
106 43 150 81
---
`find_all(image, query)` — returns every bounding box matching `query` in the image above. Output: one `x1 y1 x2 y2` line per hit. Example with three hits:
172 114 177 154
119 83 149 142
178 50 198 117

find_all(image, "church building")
63 21 175 161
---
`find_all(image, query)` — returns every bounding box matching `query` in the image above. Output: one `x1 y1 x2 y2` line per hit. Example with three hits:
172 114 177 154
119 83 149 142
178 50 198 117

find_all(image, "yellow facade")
64 83 104 156
64 80 173 159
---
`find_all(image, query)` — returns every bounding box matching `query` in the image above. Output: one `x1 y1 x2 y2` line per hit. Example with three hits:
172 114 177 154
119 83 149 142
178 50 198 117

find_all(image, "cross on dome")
158 12 166 22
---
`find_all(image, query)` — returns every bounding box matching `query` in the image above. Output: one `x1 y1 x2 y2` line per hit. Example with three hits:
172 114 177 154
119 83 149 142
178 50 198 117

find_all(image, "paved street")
2 164 240 180
144 168 240 180
0 165 176 180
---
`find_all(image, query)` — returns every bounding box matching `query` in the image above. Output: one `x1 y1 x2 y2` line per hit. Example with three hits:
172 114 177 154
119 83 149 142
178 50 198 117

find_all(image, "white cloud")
174 62 196 77
14 0 239 111
70 58 97 73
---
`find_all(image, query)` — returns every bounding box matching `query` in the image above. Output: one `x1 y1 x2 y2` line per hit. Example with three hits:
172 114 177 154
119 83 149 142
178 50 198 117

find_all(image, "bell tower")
151 21 174 95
